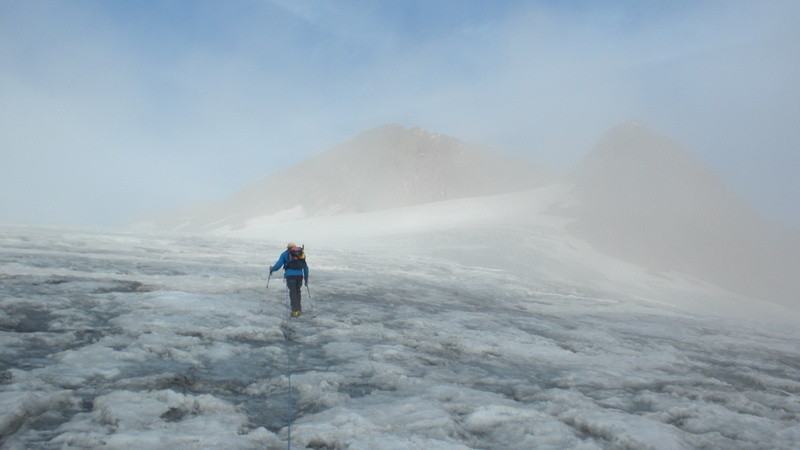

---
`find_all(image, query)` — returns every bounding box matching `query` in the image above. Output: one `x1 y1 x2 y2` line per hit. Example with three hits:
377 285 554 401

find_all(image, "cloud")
1 0 798 226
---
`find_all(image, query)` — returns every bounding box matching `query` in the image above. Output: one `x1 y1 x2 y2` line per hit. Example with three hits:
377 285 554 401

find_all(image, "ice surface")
1 224 799 448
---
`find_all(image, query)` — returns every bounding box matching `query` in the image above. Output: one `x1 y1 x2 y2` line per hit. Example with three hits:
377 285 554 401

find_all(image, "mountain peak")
575 122 714 185
593 121 674 158
152 124 553 231
366 123 407 133
569 122 800 308
357 124 444 142
340 124 465 163
409 126 441 139
619 120 647 130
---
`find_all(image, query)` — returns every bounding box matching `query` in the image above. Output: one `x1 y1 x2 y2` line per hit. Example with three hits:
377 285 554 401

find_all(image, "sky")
1 0 799 227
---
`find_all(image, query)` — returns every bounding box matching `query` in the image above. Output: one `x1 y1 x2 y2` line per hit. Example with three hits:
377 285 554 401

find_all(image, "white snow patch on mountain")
215 184 792 321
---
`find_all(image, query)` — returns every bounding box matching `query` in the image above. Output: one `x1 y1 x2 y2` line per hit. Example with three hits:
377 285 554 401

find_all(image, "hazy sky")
2 0 799 227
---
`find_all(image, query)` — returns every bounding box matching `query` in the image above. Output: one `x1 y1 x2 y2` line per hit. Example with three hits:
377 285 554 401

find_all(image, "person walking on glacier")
269 243 309 317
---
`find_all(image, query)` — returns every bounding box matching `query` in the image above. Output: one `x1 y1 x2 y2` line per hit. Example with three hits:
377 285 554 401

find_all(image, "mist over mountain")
7 129 799 448
142 122 799 311
569 122 800 309
146 124 553 232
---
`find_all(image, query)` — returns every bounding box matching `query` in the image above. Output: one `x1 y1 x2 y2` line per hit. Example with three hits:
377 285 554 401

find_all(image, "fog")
3 4 800 445
132 120 799 312
570 122 800 311
2 1 799 227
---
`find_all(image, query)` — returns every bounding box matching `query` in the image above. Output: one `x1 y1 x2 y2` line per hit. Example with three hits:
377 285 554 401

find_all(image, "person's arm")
270 252 286 273
303 262 309 281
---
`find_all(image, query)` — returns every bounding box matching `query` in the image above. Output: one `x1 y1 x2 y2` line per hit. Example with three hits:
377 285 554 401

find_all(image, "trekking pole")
260 272 272 314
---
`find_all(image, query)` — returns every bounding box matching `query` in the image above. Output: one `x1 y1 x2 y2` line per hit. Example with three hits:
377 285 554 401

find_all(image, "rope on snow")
280 279 295 450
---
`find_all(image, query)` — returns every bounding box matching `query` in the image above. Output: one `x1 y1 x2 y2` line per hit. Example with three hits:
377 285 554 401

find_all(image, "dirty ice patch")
0 391 75 444
49 389 280 448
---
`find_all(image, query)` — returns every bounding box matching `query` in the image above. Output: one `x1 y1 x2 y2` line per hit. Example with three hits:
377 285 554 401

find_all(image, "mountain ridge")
139 122 799 311
145 124 553 231
569 122 799 309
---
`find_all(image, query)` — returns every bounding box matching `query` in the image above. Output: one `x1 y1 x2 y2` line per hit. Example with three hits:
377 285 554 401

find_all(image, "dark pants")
285 276 303 312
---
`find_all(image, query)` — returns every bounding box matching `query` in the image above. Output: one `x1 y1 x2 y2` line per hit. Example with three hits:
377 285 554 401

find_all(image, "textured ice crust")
1 225 799 448
48 390 278 448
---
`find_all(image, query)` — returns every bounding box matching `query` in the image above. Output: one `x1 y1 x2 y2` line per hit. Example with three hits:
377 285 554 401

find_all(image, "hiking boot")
291 310 301 318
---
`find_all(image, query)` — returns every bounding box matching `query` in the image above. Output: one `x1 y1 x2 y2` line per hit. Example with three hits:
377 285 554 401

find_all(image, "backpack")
286 246 306 270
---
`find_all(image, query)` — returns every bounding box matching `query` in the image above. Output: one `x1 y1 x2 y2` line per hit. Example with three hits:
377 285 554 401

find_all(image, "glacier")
1 221 799 449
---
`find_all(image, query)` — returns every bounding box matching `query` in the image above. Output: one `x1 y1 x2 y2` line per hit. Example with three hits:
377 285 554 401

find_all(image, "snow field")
1 225 799 448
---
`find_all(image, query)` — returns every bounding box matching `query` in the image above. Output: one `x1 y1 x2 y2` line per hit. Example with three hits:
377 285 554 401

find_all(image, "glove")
304 279 308 287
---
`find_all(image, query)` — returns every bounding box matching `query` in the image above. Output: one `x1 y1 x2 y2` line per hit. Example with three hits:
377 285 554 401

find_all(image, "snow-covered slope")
138 122 799 312
144 124 552 232
2 225 799 448
6 123 798 447
210 182 793 320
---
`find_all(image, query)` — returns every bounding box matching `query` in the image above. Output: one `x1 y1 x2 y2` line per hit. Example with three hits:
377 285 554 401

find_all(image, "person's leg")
287 277 302 312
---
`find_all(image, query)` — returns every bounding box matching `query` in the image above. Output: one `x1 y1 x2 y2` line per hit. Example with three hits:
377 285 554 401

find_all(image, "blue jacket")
270 250 309 279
